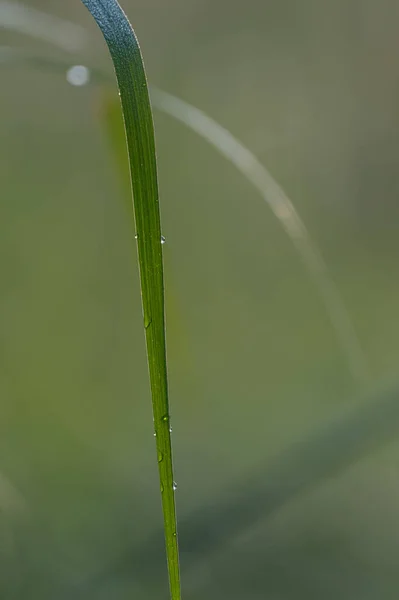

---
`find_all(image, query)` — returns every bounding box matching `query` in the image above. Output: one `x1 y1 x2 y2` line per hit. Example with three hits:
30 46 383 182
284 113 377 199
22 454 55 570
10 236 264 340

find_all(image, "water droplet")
134 234 138 240
160 483 164 493
144 315 152 329
157 452 163 463
173 481 177 491
161 414 169 423
169 425 173 433
161 236 166 245
153 432 157 437
66 65 90 86
173 531 177 537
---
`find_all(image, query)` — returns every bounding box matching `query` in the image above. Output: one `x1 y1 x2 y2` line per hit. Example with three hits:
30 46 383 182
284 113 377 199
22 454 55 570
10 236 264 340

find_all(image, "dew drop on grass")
160 483 164 493
66 65 90 86
134 234 138 239
158 452 163 463
161 236 166 244
161 414 169 423
173 481 177 491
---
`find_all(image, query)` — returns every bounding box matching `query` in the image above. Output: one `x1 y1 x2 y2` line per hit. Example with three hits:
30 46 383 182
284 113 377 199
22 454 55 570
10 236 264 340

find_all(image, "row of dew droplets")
134 233 166 244
133 234 166 328
166 410 176 490
156 414 177 491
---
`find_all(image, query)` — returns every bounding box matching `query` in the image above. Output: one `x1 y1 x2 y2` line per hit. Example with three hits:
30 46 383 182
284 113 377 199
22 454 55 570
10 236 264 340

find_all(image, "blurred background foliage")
2 0 399 598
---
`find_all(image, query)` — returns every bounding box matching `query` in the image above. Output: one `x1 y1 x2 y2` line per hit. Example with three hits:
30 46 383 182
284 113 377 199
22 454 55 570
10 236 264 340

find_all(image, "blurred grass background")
2 0 399 597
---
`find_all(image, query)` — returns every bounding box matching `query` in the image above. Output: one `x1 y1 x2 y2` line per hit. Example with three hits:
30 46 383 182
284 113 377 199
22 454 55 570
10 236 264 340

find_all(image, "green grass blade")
79 1 181 598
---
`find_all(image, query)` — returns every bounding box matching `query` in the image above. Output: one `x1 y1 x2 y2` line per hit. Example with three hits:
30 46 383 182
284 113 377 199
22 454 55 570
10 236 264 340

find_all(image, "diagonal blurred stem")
0 1 87 52
149 89 368 384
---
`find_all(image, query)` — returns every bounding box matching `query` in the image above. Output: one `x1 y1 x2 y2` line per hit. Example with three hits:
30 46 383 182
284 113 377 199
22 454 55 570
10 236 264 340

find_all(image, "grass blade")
78 1 180 598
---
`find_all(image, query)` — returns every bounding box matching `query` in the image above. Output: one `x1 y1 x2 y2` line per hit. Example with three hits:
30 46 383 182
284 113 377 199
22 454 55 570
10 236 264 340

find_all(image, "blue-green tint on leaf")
79 1 181 599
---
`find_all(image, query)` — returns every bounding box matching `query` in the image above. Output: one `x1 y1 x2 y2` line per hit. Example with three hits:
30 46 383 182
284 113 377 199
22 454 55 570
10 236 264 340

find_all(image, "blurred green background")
2 0 399 597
